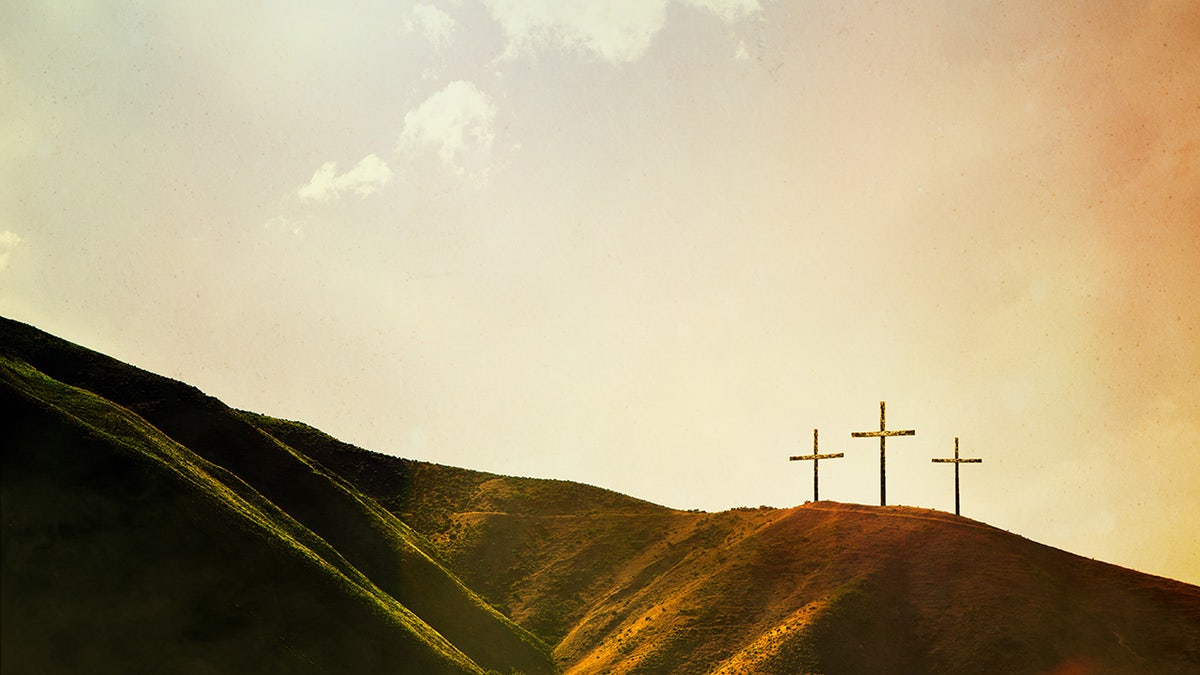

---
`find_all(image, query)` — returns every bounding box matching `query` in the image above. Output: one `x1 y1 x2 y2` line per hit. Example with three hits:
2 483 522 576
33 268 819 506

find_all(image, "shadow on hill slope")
1 356 482 674
0 316 554 675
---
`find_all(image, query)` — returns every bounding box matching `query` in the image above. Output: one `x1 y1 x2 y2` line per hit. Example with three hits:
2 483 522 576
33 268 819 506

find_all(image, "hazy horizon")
2 1 1197 585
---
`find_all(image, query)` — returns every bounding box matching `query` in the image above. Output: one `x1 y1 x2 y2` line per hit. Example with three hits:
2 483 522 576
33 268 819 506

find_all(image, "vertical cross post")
851 401 916 506
789 428 844 502
932 437 982 516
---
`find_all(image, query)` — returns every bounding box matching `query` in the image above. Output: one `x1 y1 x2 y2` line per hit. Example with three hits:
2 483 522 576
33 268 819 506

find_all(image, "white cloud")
263 215 304 237
682 0 761 23
484 0 667 63
297 154 394 202
404 4 455 49
483 0 762 63
399 80 496 179
0 230 24 271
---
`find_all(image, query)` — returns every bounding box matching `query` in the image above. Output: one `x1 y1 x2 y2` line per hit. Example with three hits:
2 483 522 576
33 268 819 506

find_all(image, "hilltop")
3 316 1199 674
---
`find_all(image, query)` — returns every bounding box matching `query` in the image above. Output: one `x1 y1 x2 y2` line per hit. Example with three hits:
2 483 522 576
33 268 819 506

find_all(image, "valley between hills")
3 315 1199 674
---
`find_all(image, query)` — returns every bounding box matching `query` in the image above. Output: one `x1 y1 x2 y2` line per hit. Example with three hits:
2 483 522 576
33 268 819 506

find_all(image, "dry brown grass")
413 495 1200 674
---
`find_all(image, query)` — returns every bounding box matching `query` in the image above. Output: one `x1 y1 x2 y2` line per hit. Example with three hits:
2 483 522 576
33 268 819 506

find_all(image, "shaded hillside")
0 316 553 675
241 413 678 642
243 412 666 533
1 356 480 674
270 417 1200 674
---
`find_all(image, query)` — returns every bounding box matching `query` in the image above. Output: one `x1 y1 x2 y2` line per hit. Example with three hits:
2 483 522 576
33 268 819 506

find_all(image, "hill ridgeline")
3 316 1198 674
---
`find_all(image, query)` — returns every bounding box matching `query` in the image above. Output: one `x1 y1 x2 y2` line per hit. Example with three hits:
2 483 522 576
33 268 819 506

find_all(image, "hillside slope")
0 316 553 675
547 502 1200 674
245 412 667 530
244 413 676 643
275 417 1200 674
1 355 481 674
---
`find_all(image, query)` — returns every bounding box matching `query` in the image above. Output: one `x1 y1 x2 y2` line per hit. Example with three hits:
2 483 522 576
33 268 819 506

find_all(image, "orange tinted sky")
2 1 1197 583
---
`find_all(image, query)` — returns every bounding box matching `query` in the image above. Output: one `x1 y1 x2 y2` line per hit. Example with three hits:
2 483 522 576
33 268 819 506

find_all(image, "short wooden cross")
931 437 982 516
789 428 844 502
851 401 916 506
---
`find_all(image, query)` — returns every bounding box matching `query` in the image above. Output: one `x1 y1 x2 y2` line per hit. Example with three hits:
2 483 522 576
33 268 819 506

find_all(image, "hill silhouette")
3 315 1199 674
1 317 552 674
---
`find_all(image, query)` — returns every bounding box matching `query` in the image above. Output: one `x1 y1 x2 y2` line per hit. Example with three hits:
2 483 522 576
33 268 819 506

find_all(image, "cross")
789 428 844 502
932 437 982 516
851 401 916 506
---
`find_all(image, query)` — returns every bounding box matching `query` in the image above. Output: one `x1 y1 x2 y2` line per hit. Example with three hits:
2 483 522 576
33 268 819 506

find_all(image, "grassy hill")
242 413 678 642
4 315 1200 674
1 355 484 674
543 502 1200 674
1 317 553 675
267 409 1200 674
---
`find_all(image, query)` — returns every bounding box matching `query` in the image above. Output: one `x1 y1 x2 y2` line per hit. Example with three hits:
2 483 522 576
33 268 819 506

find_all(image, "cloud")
404 3 455 49
399 80 496 179
297 154 393 202
734 39 750 61
263 216 304 237
483 0 761 63
683 0 761 23
0 230 24 271
484 0 668 63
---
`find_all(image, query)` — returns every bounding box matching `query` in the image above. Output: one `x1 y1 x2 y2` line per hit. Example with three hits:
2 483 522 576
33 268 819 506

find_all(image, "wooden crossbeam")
789 428 844 502
851 401 916 506
932 436 982 516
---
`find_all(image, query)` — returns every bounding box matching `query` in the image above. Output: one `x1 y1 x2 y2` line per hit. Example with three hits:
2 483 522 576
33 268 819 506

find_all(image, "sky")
2 1 1198 585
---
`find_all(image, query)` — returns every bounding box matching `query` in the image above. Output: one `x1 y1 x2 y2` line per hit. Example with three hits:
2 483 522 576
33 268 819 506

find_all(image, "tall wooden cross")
789 428 844 502
932 437 982 516
851 401 916 506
